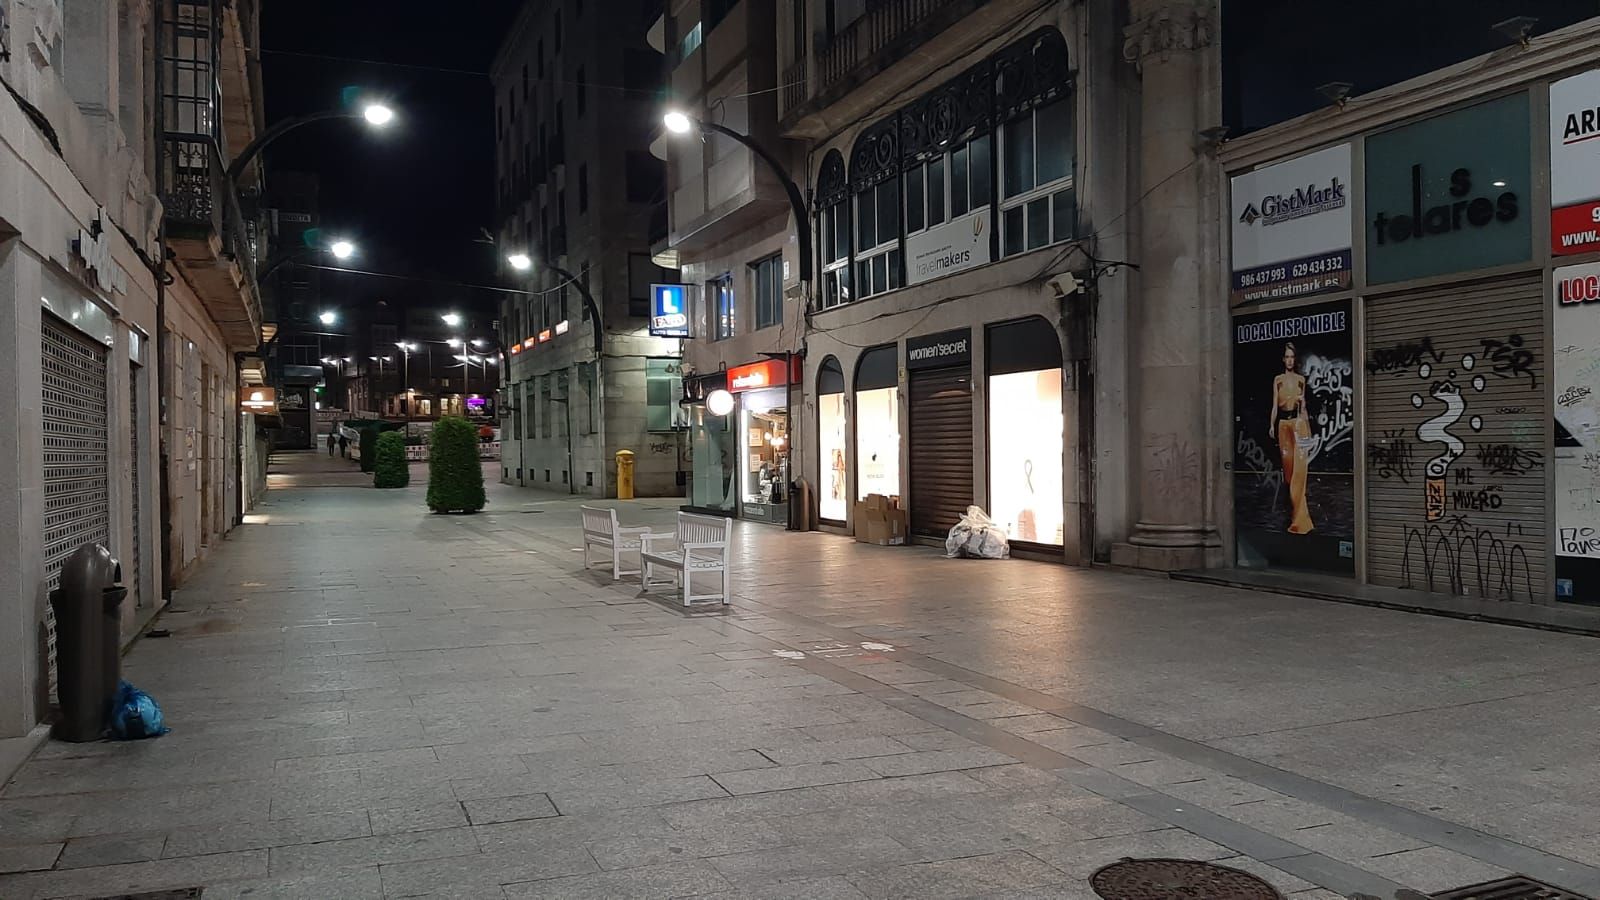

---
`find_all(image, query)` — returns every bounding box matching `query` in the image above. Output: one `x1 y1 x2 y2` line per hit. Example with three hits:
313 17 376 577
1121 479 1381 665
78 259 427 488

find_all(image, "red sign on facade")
726 359 792 392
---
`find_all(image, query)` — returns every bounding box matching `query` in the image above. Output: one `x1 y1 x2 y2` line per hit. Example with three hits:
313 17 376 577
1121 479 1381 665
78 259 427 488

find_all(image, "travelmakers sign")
1550 68 1600 256
905 208 991 286
1365 93 1531 284
1229 144 1353 306
906 328 971 370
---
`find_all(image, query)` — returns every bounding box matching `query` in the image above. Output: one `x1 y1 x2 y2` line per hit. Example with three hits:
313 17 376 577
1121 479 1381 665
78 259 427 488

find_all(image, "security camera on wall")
1047 271 1084 300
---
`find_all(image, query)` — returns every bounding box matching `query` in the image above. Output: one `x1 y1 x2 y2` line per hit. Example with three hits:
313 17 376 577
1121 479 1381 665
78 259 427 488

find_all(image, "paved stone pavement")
4 450 1600 899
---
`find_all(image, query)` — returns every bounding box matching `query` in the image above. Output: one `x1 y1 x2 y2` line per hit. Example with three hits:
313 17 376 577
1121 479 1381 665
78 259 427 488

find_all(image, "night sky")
259 0 524 316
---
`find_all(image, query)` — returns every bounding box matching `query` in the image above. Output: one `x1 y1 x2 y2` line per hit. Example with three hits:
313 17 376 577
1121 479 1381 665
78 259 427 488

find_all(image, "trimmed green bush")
373 431 409 489
426 416 485 513
357 425 379 473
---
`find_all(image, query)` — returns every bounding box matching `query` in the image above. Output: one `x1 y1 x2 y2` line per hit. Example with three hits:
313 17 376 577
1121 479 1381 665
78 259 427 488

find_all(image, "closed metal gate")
1365 274 1546 601
909 367 974 538
130 362 142 609
42 315 111 699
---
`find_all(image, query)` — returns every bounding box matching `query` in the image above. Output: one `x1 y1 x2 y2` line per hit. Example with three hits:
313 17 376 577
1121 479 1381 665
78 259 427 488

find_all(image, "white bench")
580 506 655 581
641 513 732 607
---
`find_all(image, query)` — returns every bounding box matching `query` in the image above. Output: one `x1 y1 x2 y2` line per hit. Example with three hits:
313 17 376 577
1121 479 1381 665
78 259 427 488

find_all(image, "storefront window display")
856 387 900 500
818 358 848 522
989 370 1063 546
739 387 789 523
854 345 901 502
987 318 1064 547
689 405 735 513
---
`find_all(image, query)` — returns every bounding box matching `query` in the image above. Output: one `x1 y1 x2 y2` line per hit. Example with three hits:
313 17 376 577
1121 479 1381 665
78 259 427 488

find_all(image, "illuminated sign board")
649 283 690 338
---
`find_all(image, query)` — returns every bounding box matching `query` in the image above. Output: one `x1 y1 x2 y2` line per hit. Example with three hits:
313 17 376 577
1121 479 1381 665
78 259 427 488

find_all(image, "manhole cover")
1090 858 1282 900
1433 875 1593 899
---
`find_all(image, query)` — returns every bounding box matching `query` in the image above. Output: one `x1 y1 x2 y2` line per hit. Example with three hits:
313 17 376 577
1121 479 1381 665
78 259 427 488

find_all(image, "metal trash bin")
50 544 123 742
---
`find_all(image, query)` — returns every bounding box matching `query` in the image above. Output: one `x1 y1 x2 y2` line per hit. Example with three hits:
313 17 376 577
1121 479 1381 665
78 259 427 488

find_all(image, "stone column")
1109 0 1225 571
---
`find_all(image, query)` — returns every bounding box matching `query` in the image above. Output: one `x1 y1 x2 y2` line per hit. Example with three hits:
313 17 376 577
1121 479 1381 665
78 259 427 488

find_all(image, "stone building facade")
491 0 685 498
0 0 267 742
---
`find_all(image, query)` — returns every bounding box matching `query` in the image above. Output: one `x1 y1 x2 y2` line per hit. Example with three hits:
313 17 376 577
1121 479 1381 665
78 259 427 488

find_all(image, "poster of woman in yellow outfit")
1269 342 1315 535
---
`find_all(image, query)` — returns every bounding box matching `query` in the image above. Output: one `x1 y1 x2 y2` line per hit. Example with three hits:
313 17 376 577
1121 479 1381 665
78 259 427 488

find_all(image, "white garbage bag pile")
945 506 1010 559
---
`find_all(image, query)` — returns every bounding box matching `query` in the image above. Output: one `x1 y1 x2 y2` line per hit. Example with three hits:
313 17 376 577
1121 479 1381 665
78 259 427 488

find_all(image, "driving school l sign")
1229 144 1353 306
649 283 690 338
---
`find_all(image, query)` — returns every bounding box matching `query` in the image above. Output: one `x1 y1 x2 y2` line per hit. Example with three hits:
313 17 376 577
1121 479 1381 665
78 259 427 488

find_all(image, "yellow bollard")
615 449 636 500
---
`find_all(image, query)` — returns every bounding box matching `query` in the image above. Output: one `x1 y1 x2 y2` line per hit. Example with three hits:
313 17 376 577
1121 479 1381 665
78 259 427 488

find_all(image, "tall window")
854 178 902 299
753 255 782 330
540 376 553 437
646 359 685 432
713 274 735 340
820 201 850 309
1000 98 1074 257
906 135 991 234
576 66 586 117
678 20 702 62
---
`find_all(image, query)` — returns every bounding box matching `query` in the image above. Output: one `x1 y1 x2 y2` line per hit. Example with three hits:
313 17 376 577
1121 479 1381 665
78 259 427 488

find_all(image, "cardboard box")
854 493 907 545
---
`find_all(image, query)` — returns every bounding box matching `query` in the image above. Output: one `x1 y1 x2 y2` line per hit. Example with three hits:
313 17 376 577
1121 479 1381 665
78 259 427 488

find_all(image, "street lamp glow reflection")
363 104 395 126
441 313 462 327
318 311 337 325
706 389 735 417
329 240 355 260
507 253 532 271
663 110 693 135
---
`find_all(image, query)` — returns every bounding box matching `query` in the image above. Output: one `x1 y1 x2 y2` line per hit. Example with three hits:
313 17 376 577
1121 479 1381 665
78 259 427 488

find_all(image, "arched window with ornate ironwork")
815 149 851 309
993 27 1076 257
899 60 994 268
849 117 903 300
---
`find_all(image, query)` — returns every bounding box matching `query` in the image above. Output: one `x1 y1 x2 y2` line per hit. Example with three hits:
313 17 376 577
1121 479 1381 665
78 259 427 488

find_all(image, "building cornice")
1220 17 1600 173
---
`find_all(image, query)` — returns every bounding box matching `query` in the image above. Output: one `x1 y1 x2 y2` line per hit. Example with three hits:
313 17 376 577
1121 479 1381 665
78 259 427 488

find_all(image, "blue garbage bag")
108 680 169 740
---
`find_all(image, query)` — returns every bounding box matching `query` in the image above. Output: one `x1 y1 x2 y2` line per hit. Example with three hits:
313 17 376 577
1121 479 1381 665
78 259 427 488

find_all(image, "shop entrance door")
909 367 973 539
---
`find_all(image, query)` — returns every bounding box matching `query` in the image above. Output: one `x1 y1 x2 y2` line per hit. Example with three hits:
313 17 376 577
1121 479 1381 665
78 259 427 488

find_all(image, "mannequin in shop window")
1269 342 1315 535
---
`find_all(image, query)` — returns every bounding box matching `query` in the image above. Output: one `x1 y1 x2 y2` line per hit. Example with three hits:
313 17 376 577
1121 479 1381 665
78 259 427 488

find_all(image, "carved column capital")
1122 1 1217 71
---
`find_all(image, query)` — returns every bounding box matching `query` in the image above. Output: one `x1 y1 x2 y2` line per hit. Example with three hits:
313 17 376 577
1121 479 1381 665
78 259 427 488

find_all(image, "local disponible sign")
905 208 991 286
906 328 971 370
1365 93 1532 284
1550 68 1600 256
648 283 690 338
1229 144 1353 306
1554 261 1600 599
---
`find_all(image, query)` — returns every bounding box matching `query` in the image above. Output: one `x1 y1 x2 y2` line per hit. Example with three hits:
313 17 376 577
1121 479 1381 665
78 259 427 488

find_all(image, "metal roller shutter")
909 367 974 538
130 362 142 609
41 315 111 702
1365 274 1546 601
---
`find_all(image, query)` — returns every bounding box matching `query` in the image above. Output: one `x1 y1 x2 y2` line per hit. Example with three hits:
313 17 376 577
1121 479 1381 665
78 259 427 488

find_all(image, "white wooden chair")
640 513 732 607
580 506 654 581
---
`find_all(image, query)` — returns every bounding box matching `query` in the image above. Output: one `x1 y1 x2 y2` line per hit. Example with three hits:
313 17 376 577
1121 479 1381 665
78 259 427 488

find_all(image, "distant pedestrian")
327 432 336 457
338 433 349 458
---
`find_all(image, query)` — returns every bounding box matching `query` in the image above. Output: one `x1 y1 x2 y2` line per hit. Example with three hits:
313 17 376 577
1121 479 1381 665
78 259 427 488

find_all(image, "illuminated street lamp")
318 310 337 325
662 110 811 282
329 240 356 260
441 312 462 327
504 252 602 353
227 102 398 183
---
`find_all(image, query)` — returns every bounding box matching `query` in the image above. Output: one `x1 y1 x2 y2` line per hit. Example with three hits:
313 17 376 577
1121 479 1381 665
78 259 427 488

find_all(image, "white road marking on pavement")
772 650 806 659
860 641 896 652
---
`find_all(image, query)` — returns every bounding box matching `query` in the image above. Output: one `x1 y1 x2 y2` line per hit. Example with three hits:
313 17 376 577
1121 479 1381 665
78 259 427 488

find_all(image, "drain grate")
1432 875 1594 899
1090 857 1282 900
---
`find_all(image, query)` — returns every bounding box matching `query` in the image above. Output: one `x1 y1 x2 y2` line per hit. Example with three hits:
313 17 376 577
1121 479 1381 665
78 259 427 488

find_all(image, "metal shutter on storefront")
42 315 111 701
1365 274 1546 601
909 367 974 538
130 362 142 609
